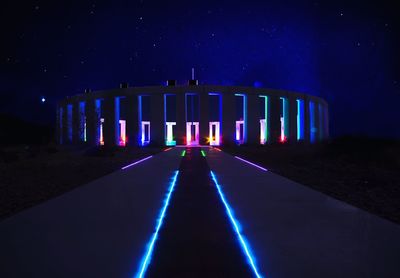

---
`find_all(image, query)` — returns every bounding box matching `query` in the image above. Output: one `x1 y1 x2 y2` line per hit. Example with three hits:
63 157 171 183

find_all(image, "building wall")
57 85 329 146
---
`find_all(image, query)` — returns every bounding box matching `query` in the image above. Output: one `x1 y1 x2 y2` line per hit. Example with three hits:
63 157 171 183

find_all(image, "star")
340 12 344 16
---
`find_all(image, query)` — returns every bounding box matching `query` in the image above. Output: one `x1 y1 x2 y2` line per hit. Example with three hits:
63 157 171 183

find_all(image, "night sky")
1 0 399 138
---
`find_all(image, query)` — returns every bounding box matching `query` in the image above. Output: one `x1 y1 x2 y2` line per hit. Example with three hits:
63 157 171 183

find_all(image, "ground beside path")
206 147 400 278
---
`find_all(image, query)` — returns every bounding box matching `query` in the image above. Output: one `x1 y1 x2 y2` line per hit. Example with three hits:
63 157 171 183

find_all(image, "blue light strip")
135 170 179 278
210 171 263 278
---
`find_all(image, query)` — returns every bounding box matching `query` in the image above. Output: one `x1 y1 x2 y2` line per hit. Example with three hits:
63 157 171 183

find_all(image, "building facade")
56 82 329 147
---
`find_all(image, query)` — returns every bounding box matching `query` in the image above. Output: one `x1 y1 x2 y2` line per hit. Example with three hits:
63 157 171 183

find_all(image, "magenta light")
121 155 153 170
234 156 268 172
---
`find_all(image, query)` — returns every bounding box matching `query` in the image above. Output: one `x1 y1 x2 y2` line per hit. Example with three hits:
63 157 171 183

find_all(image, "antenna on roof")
191 67 195 80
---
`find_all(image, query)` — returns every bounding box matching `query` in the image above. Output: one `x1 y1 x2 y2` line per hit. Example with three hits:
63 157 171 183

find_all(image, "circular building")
57 81 329 147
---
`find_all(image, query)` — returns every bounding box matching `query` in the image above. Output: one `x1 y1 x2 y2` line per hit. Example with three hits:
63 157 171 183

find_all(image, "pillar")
150 93 164 146
56 105 62 144
176 92 186 145
222 93 236 145
199 92 209 145
103 96 118 146
247 94 259 144
126 95 140 146
62 104 71 144
71 101 80 144
269 95 281 143
288 96 298 142
85 98 97 145
323 104 330 140
313 101 320 142
304 97 311 143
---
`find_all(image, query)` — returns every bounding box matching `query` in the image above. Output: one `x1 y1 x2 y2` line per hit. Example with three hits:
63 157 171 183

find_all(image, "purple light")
121 155 153 170
234 156 268 172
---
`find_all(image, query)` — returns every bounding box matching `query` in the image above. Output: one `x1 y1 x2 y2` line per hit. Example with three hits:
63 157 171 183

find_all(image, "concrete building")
57 81 329 147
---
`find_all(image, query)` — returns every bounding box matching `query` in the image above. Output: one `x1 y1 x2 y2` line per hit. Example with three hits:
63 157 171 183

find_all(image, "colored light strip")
210 171 263 278
136 170 179 278
181 150 186 157
234 156 268 172
201 150 206 157
163 147 172 152
121 155 153 170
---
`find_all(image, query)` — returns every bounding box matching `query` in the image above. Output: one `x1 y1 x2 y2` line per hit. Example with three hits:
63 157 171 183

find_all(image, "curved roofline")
60 85 328 106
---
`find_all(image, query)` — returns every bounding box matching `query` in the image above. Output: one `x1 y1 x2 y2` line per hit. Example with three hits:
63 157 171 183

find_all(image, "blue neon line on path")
210 171 263 278
135 170 179 278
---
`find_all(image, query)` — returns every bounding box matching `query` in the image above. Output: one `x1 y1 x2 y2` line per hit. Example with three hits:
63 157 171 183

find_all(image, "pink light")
163 147 172 152
234 156 268 172
121 155 153 170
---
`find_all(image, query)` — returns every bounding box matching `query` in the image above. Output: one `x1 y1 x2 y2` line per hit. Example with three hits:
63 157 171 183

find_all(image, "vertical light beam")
210 171 263 278
136 170 179 278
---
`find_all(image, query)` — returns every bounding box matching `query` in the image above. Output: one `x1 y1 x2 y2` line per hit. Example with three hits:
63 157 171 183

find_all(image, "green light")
181 150 186 157
201 150 206 157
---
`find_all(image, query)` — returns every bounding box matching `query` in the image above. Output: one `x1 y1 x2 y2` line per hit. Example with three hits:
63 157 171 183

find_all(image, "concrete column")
323 104 330 140
72 101 80 144
150 93 164 146
199 92 209 145
103 97 118 146
269 95 281 143
247 94 259 145
62 104 70 144
222 93 236 145
126 95 139 146
304 97 311 143
85 99 97 145
314 101 320 142
56 105 62 144
288 96 298 143
176 92 186 145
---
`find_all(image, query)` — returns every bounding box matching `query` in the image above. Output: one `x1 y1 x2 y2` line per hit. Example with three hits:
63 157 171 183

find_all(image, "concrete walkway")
205 148 400 278
0 148 182 278
1 146 400 278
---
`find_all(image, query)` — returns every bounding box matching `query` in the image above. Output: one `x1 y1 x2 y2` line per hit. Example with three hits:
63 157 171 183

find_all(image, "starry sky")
1 0 399 138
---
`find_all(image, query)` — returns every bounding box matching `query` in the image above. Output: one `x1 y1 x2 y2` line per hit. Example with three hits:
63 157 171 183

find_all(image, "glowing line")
136 171 179 278
163 147 172 152
201 150 206 157
210 171 263 278
181 150 186 157
234 156 268 172
121 156 153 170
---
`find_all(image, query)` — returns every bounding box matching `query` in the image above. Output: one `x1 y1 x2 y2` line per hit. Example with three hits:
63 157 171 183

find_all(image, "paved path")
0 148 182 278
205 147 400 278
146 148 252 277
1 147 400 278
